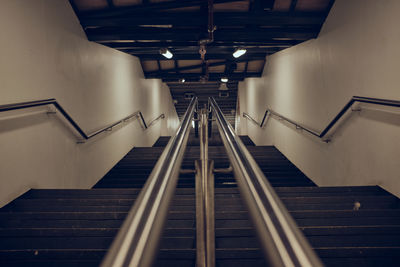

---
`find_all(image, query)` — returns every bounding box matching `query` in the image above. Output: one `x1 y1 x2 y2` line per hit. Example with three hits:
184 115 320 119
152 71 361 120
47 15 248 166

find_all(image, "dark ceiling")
69 0 334 124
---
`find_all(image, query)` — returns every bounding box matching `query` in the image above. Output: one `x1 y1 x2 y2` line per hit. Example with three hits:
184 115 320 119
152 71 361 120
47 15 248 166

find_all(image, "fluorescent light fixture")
160 48 173 59
192 120 195 128
233 48 247 58
221 77 228 83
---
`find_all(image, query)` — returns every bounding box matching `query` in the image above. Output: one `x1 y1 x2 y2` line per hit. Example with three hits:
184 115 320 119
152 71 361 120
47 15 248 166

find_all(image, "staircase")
1 133 400 266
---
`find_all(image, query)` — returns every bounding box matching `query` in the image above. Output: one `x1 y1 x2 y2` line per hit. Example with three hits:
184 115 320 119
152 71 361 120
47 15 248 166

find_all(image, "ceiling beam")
120 47 275 53
99 40 298 49
87 27 319 42
146 59 253 75
133 53 268 60
81 11 326 28
79 0 245 18
146 72 262 82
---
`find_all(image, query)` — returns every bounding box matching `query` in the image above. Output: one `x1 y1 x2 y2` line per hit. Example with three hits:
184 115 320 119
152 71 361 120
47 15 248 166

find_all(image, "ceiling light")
221 77 228 83
233 48 247 58
160 48 173 59
179 78 185 83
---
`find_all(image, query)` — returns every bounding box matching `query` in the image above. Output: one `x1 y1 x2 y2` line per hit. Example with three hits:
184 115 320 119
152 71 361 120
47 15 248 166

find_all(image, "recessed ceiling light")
233 48 247 58
221 77 228 83
160 48 173 59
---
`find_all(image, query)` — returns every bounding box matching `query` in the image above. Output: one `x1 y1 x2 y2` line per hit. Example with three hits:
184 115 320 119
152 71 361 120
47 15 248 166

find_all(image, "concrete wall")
237 0 400 196
0 0 179 207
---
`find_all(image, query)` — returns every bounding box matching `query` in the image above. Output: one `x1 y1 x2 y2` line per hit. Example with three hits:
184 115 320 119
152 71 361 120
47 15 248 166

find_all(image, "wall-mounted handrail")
101 97 198 267
243 96 400 142
210 97 324 267
0 98 164 141
146 113 165 128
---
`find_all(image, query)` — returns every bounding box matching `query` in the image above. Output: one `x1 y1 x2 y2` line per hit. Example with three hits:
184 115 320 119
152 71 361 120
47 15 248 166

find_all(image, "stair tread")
2 137 400 266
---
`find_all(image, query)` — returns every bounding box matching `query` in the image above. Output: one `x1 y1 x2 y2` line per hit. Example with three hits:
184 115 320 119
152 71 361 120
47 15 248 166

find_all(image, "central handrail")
209 97 323 267
101 97 198 267
243 96 400 142
0 98 164 141
196 108 215 267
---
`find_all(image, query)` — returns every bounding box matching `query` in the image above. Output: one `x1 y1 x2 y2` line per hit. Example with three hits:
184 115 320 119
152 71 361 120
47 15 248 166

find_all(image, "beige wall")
237 0 400 196
0 0 179 207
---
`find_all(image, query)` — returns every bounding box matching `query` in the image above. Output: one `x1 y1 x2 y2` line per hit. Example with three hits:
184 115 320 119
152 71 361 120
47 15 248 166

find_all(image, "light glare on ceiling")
233 48 247 58
160 48 173 59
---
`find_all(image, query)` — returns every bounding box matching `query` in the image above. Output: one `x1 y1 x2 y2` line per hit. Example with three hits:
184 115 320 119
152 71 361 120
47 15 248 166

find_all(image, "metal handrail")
101 97 198 267
0 98 164 141
210 97 324 267
243 96 400 142
146 113 165 128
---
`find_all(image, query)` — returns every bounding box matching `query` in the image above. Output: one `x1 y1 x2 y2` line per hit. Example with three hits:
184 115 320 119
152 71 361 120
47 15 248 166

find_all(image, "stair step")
1 139 400 267
0 227 195 237
0 219 194 228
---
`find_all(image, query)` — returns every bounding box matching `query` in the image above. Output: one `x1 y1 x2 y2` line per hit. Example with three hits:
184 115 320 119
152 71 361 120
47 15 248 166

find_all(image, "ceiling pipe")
199 0 215 52
199 0 214 81
208 0 215 43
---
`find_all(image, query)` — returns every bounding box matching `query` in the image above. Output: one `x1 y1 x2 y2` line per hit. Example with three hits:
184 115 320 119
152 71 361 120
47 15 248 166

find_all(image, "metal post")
196 109 215 267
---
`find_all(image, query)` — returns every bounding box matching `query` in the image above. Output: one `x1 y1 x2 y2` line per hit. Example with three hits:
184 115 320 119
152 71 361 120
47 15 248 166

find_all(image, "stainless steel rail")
243 96 400 142
146 113 165 128
101 97 198 267
196 109 215 267
0 98 164 141
210 97 324 267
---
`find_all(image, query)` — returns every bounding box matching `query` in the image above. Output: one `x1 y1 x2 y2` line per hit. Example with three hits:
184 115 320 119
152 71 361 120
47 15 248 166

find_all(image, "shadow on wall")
360 108 400 127
0 105 148 144
0 111 50 135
